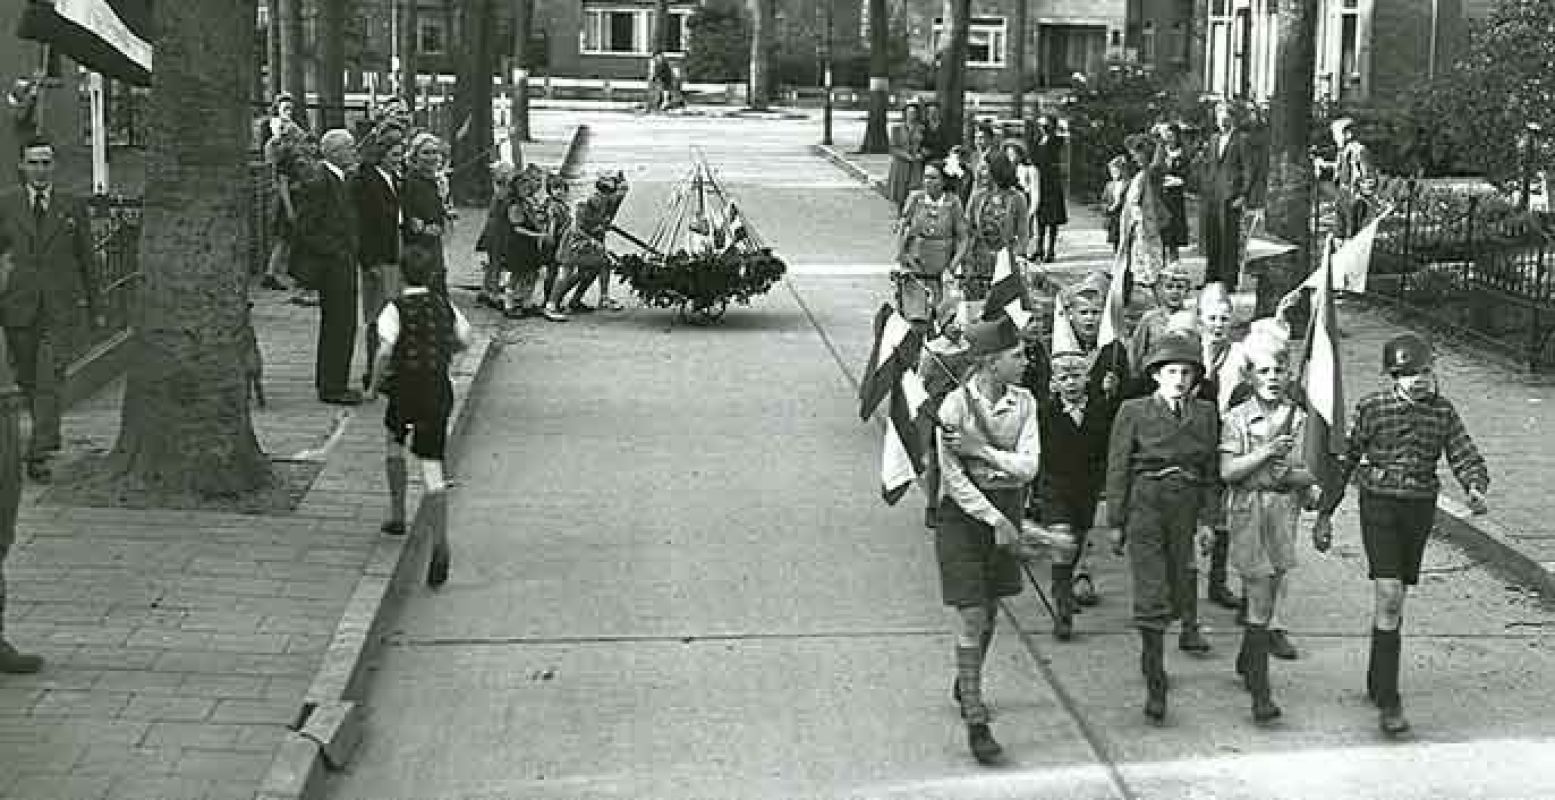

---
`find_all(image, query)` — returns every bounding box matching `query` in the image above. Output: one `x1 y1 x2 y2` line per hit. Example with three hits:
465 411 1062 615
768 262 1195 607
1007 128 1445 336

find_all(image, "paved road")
321 111 1555 800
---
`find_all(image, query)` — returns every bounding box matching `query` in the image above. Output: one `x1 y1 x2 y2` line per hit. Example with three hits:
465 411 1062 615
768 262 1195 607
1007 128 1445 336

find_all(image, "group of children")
475 166 631 322
919 264 1491 765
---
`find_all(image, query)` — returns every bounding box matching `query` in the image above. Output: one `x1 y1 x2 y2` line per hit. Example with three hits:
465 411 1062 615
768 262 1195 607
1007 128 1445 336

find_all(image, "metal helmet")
1381 333 1433 375
1144 330 1204 374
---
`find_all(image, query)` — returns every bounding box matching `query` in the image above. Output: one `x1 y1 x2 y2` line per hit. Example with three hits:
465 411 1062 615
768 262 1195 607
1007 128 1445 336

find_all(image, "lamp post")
1521 122 1542 213
822 1 834 146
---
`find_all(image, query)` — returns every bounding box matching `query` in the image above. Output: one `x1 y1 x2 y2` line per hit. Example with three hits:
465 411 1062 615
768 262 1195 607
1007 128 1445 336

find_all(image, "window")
662 9 693 54
1339 8 1359 81
583 7 649 55
417 17 445 55
931 17 1007 69
1206 2 1232 94
1141 21 1156 62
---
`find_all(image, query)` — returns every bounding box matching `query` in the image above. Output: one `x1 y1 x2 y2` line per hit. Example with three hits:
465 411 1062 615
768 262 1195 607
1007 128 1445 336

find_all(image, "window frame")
582 6 654 56
930 16 1009 70
416 16 446 56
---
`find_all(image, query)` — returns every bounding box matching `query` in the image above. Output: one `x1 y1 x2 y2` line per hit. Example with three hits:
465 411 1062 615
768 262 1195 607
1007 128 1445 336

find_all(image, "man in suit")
293 129 363 405
0 135 100 482
353 129 405 392
1197 101 1253 290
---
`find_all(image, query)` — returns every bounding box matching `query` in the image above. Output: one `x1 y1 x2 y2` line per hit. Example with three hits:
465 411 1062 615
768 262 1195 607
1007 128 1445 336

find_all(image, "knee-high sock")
385 456 407 525
1372 627 1402 709
955 645 989 724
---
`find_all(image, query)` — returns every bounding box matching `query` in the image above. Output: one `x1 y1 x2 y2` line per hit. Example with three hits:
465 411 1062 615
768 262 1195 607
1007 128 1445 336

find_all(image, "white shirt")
29 186 51 215
375 287 474 355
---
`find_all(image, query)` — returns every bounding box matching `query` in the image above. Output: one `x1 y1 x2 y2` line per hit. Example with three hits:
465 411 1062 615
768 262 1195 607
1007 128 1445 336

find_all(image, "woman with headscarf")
402 133 451 296
962 151 1029 305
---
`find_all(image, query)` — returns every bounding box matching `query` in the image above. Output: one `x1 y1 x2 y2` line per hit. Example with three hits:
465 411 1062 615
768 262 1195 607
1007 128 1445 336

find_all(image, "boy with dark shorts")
368 255 474 587
1312 333 1489 736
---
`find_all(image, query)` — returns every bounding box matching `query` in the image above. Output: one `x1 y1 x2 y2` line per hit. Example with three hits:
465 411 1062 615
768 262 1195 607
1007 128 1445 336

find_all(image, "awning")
17 0 154 87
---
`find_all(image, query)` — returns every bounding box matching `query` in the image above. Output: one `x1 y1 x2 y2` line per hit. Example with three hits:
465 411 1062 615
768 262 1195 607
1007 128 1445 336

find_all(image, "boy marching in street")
1126 260 1193 395
368 252 475 587
1312 333 1489 736
1105 330 1220 724
934 315 1039 765
1219 334 1320 723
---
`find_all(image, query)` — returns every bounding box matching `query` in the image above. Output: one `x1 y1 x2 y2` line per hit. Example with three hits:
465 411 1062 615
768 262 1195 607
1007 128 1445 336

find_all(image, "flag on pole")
18 0 154 87
1094 265 1131 380
984 249 1025 316
1297 238 1347 498
858 303 922 421
1051 293 1084 356
880 366 933 505
1300 211 1386 294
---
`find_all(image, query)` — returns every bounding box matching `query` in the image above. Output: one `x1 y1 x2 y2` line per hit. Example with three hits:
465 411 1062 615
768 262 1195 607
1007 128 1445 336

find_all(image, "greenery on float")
615 248 788 318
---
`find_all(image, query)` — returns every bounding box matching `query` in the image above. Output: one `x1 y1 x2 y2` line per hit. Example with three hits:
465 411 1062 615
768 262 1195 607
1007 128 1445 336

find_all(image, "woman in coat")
1029 115 1069 263
402 133 451 296
885 102 927 210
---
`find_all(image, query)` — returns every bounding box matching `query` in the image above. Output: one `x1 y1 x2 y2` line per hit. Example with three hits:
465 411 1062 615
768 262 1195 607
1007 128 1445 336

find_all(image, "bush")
685 0 749 83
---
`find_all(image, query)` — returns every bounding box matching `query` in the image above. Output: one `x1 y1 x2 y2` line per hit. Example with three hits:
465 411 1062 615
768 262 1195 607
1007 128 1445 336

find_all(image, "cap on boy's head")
1198 281 1233 315
1158 260 1192 285
1331 117 1356 138
1144 330 1204 374
965 315 1021 358
1381 333 1433 376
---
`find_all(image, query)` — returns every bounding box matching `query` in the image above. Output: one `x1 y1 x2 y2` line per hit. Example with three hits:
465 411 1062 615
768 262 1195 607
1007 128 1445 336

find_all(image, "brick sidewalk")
829 147 1555 598
0 214 495 800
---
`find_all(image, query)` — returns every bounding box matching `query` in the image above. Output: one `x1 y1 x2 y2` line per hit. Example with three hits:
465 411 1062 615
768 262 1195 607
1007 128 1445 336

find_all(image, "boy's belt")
1138 466 1202 483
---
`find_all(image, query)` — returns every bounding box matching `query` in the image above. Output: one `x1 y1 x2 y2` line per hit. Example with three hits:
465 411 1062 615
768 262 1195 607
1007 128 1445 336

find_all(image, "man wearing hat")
1219 333 1319 723
934 315 1037 765
1105 329 1221 724
1312 333 1489 736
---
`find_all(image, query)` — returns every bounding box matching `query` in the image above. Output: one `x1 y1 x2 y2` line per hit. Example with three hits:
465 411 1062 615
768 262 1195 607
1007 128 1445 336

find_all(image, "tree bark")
451 0 496 206
400 0 419 108
1257 0 1319 316
747 0 772 110
267 2 282 98
109 0 273 501
1009 0 1027 122
860 0 890 153
318 0 348 130
937 0 971 151
279 0 306 124
510 0 531 153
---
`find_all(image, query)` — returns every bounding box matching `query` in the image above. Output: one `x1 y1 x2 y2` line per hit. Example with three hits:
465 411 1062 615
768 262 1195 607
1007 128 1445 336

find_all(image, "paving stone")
119 694 216 722
208 698 297 725
29 690 132 718
71 745 183 776
104 775 211 800
90 670 186 695
3 772 113 800
177 674 269 699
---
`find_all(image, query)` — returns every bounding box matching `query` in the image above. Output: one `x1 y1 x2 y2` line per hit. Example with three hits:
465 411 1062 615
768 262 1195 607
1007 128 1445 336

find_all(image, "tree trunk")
279 0 306 124
400 0 419 108
267 2 282 98
109 0 273 501
1257 0 1319 316
654 0 672 53
937 0 971 150
747 0 772 110
860 0 890 153
510 0 531 153
1009 0 1027 122
451 0 496 206
318 0 348 130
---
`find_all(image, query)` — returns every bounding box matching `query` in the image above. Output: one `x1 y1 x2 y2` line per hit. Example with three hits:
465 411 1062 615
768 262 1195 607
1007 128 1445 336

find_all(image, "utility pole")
822 0 834 145
509 0 531 166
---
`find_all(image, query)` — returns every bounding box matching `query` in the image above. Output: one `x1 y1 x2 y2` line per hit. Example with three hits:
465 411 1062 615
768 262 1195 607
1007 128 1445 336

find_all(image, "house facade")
895 0 1130 92
1196 0 1470 105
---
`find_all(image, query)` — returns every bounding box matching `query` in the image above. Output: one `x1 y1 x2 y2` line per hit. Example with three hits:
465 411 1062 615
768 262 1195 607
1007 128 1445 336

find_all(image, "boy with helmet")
1219 333 1319 723
1104 330 1221 724
1312 332 1489 736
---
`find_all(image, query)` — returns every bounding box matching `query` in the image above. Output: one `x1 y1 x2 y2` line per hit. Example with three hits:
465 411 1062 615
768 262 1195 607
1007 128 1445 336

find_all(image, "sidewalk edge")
254 333 504 800
810 143 886 197
1435 495 1555 604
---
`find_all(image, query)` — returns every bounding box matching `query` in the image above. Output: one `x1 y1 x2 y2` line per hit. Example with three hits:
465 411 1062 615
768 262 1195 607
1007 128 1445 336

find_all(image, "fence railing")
59 195 144 372
1364 178 1555 368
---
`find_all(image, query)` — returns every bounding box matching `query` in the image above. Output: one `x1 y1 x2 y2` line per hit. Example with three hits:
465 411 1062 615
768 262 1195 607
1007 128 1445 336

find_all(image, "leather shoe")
1179 626 1212 654
1268 629 1299 660
967 723 1004 765
379 520 406 536
318 390 364 406
25 460 50 483
0 641 43 674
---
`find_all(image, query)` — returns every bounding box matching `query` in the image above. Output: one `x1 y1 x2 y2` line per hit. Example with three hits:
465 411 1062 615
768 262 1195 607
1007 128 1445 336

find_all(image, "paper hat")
965 316 1022 357
1051 295 1086 356
1198 281 1233 314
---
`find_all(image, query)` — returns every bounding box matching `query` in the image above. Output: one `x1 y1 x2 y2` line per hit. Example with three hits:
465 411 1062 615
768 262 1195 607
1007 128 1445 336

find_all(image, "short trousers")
1358 491 1437 586
384 374 454 460
1226 489 1300 578
935 488 1025 608
1033 490 1097 570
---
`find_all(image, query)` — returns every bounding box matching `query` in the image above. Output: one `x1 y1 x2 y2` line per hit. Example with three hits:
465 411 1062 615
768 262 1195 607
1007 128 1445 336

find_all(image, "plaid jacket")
1320 389 1489 513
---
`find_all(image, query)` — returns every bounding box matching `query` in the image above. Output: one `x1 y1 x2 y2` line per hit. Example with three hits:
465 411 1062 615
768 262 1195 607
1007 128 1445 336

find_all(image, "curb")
253 332 505 800
810 143 887 198
1436 493 1555 604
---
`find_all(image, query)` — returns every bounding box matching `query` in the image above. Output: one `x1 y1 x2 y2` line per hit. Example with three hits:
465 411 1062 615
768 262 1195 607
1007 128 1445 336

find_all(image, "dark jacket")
1105 394 1221 528
1195 129 1253 212
291 166 359 289
352 165 401 268
0 187 97 327
1035 390 1118 514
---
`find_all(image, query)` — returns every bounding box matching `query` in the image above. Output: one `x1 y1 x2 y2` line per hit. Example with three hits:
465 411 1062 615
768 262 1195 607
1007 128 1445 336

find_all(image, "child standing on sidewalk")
1105 330 1220 724
368 253 475 587
1312 333 1489 736
1102 156 1130 254
1219 335 1318 723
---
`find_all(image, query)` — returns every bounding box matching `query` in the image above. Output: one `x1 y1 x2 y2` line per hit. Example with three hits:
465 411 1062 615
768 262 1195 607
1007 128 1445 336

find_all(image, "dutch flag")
18 0 154 87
